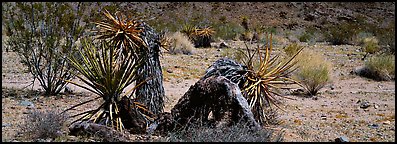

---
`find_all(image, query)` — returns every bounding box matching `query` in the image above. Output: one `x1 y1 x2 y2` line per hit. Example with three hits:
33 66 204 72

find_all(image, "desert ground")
2 39 395 142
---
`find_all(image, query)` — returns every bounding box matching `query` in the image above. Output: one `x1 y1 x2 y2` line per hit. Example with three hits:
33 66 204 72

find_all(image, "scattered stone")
330 85 335 90
19 100 34 107
2 123 12 127
219 42 230 48
369 124 379 129
374 104 379 109
64 86 73 94
321 115 327 120
360 101 371 109
383 121 391 125
312 96 318 100
335 136 349 142
174 65 180 68
166 69 173 73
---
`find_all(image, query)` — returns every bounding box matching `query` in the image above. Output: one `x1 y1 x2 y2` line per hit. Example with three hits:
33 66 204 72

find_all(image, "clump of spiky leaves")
180 24 215 48
94 10 148 59
63 10 153 132
194 26 216 48
180 24 199 41
240 34 303 125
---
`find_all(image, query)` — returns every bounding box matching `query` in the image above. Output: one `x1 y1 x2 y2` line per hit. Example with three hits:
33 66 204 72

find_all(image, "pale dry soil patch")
2 41 395 142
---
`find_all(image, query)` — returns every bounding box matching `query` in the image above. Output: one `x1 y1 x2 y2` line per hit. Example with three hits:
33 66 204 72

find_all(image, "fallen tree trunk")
150 76 261 134
69 121 131 142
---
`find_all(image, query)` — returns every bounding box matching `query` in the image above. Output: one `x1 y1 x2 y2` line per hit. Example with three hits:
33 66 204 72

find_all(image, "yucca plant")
240 34 303 125
180 24 199 41
194 26 216 48
62 10 154 132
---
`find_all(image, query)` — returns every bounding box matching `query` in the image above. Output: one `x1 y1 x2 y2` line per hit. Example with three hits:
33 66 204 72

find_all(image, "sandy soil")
2 41 395 142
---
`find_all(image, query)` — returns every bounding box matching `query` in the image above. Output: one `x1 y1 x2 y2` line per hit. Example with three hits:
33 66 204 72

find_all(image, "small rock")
219 42 230 48
335 136 349 142
383 121 391 125
369 124 379 129
166 69 173 73
174 65 180 68
330 85 335 90
19 100 34 107
321 115 327 120
2 123 12 127
374 104 379 109
312 96 318 100
360 101 371 109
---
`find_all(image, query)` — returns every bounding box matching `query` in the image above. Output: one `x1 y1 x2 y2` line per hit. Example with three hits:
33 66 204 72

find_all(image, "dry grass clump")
167 32 195 55
362 55 395 81
19 109 68 141
293 49 332 96
155 122 283 142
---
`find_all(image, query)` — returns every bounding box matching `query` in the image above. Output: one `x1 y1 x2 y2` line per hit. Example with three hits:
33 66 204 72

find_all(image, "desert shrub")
361 36 380 57
2 2 89 96
293 50 332 96
323 22 361 45
155 122 283 142
362 55 395 81
374 20 395 55
213 22 245 40
19 109 68 141
167 32 195 55
284 43 304 57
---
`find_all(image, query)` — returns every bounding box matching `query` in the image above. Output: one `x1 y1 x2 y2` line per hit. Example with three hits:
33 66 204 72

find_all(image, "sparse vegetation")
293 50 332 96
240 35 302 125
167 32 195 55
361 36 380 60
2 2 88 96
19 109 68 141
284 43 304 57
362 54 395 81
155 122 283 142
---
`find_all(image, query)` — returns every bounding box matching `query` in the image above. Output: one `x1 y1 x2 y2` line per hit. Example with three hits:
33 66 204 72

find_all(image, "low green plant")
363 55 395 81
284 43 304 57
323 22 361 45
293 50 332 96
361 36 380 59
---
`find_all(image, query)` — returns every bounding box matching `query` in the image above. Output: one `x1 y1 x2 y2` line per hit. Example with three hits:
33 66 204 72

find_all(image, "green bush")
323 22 361 45
293 50 332 96
284 43 304 57
3 2 89 96
213 22 245 40
362 36 380 54
363 55 395 81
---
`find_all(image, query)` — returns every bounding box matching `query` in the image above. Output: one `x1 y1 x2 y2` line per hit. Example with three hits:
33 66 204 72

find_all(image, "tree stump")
151 76 261 134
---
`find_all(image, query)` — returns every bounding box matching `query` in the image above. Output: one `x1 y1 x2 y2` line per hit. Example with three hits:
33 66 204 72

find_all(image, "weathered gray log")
151 76 260 134
135 22 165 115
69 121 130 142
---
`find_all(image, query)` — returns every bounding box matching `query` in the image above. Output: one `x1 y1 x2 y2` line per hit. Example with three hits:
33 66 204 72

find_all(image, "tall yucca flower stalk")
241 34 303 125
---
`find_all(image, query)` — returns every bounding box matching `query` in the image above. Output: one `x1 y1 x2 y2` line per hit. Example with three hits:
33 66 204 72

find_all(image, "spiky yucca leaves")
240 34 303 125
194 26 216 48
159 32 171 52
180 24 199 40
94 10 148 59
64 39 153 132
